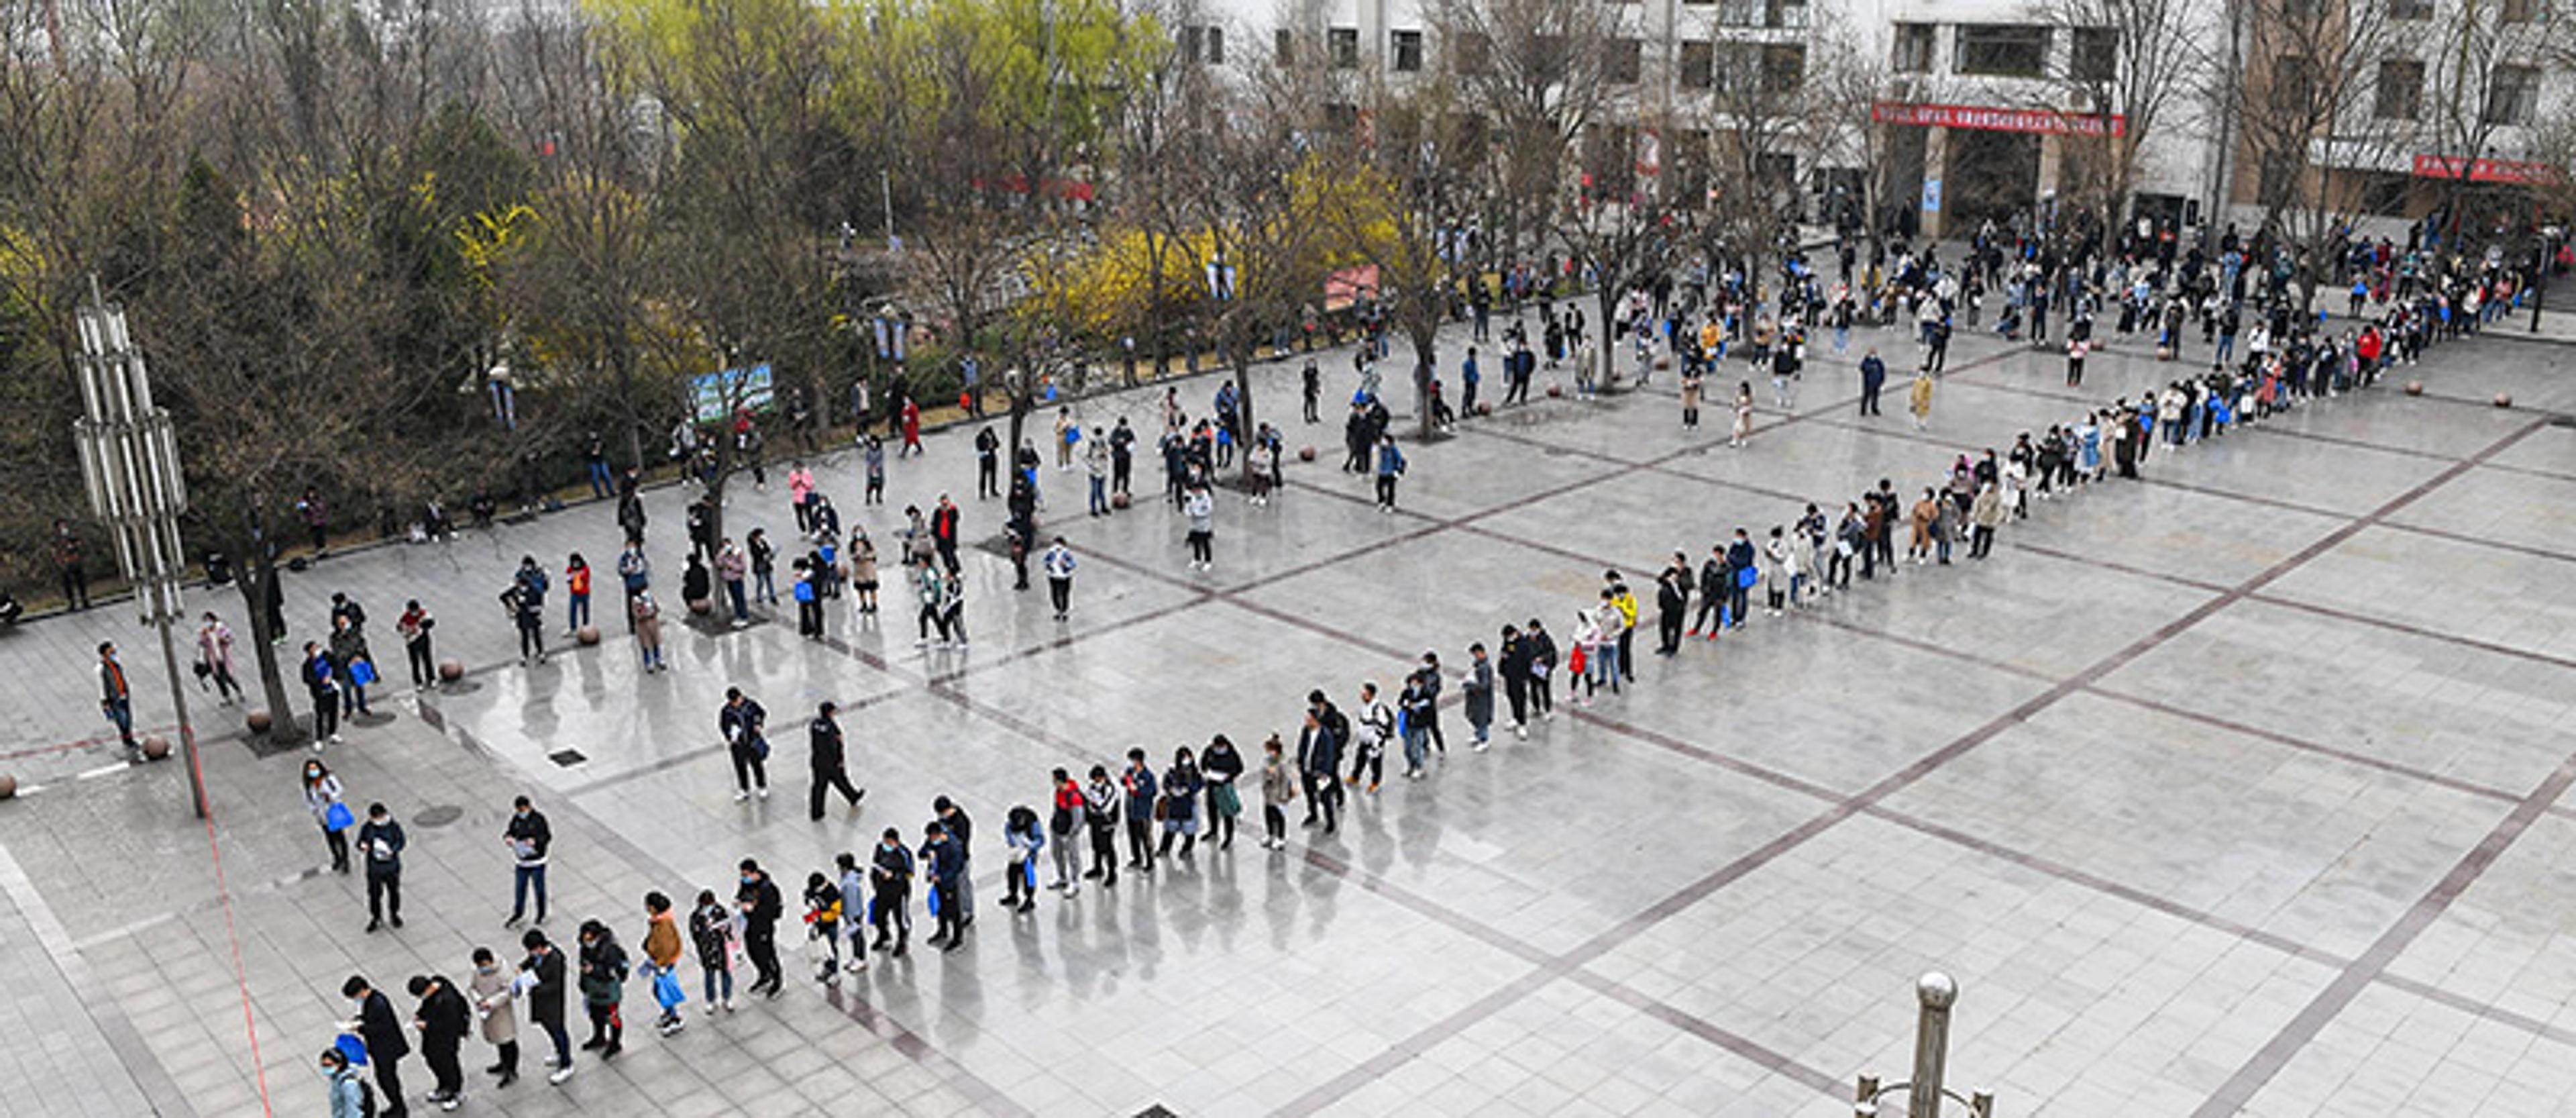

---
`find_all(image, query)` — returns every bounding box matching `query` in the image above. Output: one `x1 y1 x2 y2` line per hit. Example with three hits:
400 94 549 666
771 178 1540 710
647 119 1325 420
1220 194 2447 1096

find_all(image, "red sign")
2410 154 2564 186
1872 101 2127 138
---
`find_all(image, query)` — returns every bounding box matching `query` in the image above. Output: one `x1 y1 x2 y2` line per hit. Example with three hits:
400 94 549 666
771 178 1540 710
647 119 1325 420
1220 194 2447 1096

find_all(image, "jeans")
728 580 749 621
731 744 768 793
702 960 733 1005
1401 725 1429 772
103 697 133 746
568 593 590 631
1089 476 1108 515
588 461 614 499
755 570 776 603
1591 643 1621 693
511 864 547 922
537 1018 571 1069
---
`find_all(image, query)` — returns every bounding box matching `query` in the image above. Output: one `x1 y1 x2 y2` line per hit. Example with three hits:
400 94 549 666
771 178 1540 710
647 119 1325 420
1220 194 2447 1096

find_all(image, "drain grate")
548 749 588 768
414 805 464 828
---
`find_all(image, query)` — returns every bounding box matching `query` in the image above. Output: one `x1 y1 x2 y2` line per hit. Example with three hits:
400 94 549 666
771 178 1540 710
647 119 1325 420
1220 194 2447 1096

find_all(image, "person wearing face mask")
735 859 785 998
502 796 551 929
302 759 352 873
518 928 575 1085
465 946 519 1089
406 973 470 1111
318 1046 371 1118
340 975 411 1117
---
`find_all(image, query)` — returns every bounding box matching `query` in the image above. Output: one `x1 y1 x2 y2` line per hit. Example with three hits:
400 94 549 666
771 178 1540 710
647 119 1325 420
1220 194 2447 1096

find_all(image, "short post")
1909 972 1957 1118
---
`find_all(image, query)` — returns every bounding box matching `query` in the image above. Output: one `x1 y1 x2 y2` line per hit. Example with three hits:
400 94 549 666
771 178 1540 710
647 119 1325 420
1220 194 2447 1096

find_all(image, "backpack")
356 1078 379 1118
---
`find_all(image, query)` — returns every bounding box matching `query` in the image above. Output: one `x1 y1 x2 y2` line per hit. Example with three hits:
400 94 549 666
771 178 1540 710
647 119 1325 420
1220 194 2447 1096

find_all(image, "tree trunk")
1412 329 1438 438
1233 352 1258 483
238 546 301 746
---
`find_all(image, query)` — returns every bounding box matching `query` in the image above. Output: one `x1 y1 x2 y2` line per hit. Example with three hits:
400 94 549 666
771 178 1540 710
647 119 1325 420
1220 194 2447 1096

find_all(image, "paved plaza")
3 313 2575 1118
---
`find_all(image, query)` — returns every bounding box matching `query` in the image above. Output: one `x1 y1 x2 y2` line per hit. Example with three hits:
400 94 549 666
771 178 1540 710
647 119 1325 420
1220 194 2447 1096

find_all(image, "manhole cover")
349 711 397 727
548 749 588 768
413 805 465 828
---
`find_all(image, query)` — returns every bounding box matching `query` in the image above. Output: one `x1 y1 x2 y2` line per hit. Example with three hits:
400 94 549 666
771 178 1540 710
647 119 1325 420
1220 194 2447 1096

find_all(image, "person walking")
1046 768 1085 897
686 890 736 1015
1042 537 1076 621
1200 734 1245 850
466 948 519 1089
574 921 627 1060
340 976 411 1117
358 803 405 932
1258 735 1297 850
406 973 470 1111
1908 366 1935 431
1082 767 1120 886
721 687 771 802
867 829 914 958
303 758 352 873
736 860 785 997
394 602 434 691
503 796 551 929
1121 749 1159 873
198 612 245 704
97 641 141 762
806 701 866 820
517 929 575 1084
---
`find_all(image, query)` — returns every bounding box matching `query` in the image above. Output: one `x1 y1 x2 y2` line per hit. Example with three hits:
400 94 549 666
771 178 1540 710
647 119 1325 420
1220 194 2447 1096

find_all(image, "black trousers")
1860 383 1882 415
1087 824 1118 884
730 744 767 792
1375 476 1397 507
743 925 781 990
1302 770 1340 831
1529 672 1554 715
1504 676 1528 725
406 639 433 688
60 565 89 609
809 766 861 819
367 870 401 923
372 1056 405 1115
871 889 910 944
313 697 339 742
1657 607 1684 652
424 1040 462 1098
517 623 542 660
1616 627 1635 680
1049 578 1071 615
1125 816 1155 870
1693 596 1723 631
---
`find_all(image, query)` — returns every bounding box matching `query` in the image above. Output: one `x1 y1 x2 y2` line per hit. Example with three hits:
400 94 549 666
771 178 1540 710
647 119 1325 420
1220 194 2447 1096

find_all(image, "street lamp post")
1855 972 1996 1118
71 277 209 819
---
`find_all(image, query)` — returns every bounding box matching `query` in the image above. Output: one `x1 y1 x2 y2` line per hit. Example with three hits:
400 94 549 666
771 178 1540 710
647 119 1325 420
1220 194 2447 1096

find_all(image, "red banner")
1872 101 2127 138
2410 154 2564 186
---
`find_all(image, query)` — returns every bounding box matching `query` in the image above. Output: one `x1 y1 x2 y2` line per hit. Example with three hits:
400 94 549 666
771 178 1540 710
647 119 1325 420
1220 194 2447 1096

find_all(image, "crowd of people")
56 208 2517 1117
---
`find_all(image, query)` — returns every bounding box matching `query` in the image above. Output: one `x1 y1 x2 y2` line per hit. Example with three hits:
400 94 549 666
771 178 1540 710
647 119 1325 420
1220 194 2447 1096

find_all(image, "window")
1275 28 1293 65
2499 0 2538 21
1762 44 1805 91
2485 64 2540 124
1955 24 2049 77
1393 30 1423 72
2373 58 2422 120
1329 26 1358 68
2387 0 2431 19
2272 55 2316 115
1680 40 1714 89
1719 0 1762 25
1607 38 1642 83
1183 25 1224 66
2071 27 2116 84
1892 23 1935 73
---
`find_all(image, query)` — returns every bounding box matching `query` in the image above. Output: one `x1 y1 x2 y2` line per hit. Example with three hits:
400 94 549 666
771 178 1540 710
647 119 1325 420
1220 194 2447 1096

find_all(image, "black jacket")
720 699 767 749
356 989 410 1061
504 810 550 866
414 981 470 1052
356 819 405 876
521 946 567 1023
809 715 845 772
737 876 783 933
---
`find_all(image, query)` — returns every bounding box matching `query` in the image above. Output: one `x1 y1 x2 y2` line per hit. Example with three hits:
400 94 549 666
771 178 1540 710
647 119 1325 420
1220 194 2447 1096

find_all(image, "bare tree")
2030 0 2206 235
2225 0 2406 309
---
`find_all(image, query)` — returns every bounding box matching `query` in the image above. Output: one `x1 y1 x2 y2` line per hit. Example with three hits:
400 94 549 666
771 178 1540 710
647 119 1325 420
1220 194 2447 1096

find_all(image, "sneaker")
330 733 345 744
754 787 769 799
548 1066 575 1086
1472 742 1490 753
733 790 750 803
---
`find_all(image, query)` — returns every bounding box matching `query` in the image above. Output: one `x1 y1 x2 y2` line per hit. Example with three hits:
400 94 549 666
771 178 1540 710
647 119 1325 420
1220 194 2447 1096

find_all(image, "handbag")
1212 782 1241 818
1735 566 1758 589
348 658 377 687
651 968 686 1011
324 801 356 832
751 735 771 762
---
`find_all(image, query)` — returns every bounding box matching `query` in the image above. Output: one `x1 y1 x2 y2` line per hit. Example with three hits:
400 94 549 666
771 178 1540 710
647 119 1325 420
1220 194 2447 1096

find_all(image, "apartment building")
1184 0 2571 243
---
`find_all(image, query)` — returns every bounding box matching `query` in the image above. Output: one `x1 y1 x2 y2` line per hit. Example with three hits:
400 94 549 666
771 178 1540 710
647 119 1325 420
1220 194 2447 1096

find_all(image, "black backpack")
356 1078 379 1118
